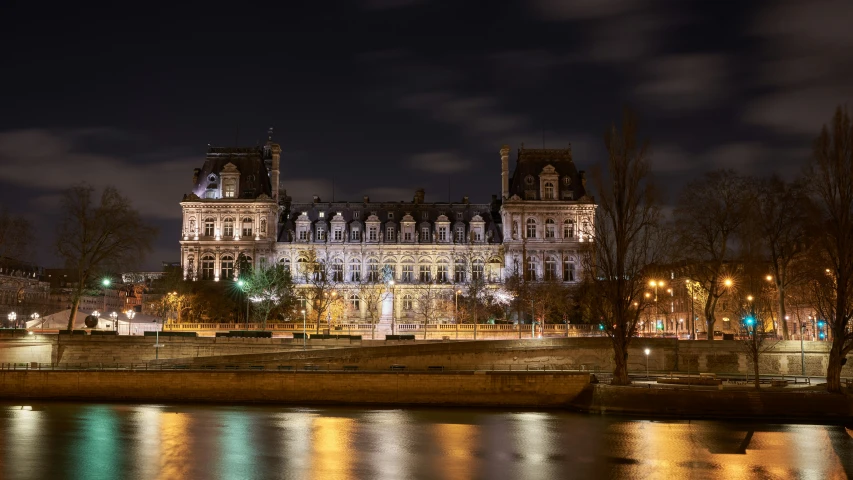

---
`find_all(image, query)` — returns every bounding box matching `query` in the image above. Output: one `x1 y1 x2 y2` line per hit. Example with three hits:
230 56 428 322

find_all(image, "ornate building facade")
179 135 595 323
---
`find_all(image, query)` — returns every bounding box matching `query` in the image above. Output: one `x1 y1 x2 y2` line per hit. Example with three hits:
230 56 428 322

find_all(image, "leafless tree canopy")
672 170 751 340
55 184 157 331
804 106 853 393
582 109 663 385
0 207 35 263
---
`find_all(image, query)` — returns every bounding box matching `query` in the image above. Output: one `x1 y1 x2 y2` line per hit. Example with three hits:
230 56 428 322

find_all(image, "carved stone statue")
381 264 395 284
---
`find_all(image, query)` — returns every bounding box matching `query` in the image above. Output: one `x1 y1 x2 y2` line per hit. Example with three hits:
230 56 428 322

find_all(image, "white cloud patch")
0 128 197 220
409 151 472 173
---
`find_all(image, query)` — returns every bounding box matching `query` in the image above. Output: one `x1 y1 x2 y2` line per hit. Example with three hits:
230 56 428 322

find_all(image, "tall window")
436 263 448 282
204 218 215 237
544 182 555 200
316 225 326 241
367 259 379 281
545 257 557 280
563 258 576 282
386 226 395 241
349 294 360 311
349 259 361 282
279 258 291 273
299 230 308 241
334 228 342 241
455 226 465 243
351 228 361 241
472 260 484 281
223 218 234 237
403 294 413 310
223 179 236 198
526 218 537 238
419 265 431 283
563 220 574 239
545 218 555 238
242 217 253 237
331 259 343 282
421 226 430 241
438 226 448 241
454 259 466 283
220 255 234 280
404 230 412 241
368 227 378 242
525 257 537 281
402 264 414 282
353 211 360 219
201 254 215 280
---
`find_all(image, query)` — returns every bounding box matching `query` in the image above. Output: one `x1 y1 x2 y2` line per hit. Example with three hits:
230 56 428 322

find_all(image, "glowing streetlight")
644 348 651 378
724 278 733 287
300 309 307 350
30 312 39 329
110 311 118 332
746 295 754 302
8 311 17 329
766 275 773 282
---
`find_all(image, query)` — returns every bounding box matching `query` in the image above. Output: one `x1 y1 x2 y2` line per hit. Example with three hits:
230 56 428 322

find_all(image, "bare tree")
0 207 35 263
357 278 385 325
747 176 811 339
581 110 664 385
243 263 295 330
737 294 778 389
410 281 452 339
672 170 751 340
298 248 342 333
805 106 853 393
55 185 157 332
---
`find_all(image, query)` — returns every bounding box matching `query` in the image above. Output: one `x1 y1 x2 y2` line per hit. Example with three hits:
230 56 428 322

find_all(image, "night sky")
2 0 851 270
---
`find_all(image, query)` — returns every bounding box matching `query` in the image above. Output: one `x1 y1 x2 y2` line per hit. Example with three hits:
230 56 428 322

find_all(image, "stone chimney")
462 196 469 204
363 195 370 203
414 188 425 204
313 195 321 203
500 145 510 199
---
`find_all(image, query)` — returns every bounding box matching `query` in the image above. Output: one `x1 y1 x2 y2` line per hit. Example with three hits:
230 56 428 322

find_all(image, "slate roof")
191 146 273 199
507 146 587 200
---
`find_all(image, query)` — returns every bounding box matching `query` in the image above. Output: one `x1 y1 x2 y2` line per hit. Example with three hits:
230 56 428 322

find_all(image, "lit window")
319 212 325 218
351 228 361 241
223 179 236 198
436 264 448 283
402 264 414 282
316 226 326 241
455 226 465 242
544 182 555 200
241 217 253 237
419 265 431 283
223 218 234 237
349 259 361 281
334 228 342 241
454 259 466 283
386 226 395 240
438 226 448 241
220 255 234 280
545 218 555 238
369 227 378 241
349 294 360 310
563 258 576 282
563 220 574 238
421 226 430 241
201 255 215 280
331 260 343 281
526 218 537 238
403 294 413 310
472 260 484 281
204 218 215 237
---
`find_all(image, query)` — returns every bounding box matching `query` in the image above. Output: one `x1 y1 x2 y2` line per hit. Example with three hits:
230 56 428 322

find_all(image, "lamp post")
237 280 249 330
102 278 111 313
644 348 651 379
388 280 395 336
8 312 16 329
300 309 306 350
110 311 118 332
455 289 461 340
800 323 806 376
125 309 135 335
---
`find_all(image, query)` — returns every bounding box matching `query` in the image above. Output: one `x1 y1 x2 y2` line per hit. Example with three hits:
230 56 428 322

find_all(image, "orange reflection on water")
432 422 479 479
158 412 192 480
311 417 354 480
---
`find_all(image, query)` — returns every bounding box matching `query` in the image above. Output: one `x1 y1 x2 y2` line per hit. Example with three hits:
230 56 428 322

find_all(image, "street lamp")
388 280 395 336
300 309 306 350
8 312 16 329
644 348 651 379
102 278 111 313
110 311 118 332
237 279 249 330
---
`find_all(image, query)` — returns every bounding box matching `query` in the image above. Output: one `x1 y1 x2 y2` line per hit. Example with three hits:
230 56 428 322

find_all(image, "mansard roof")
190 146 273 199
507 146 587 200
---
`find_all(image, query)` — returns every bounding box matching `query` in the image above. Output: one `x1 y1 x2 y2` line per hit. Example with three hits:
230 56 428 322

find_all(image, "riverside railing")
0 362 603 373
162 322 599 335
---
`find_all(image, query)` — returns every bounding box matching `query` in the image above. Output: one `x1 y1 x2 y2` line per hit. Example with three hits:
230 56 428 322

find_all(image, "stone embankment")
0 370 591 407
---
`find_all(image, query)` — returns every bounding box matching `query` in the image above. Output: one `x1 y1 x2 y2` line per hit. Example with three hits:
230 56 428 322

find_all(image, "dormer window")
319 212 325 218
544 182 555 200
208 174 217 182
525 175 534 185
388 212 394 219
563 176 571 186
223 179 236 198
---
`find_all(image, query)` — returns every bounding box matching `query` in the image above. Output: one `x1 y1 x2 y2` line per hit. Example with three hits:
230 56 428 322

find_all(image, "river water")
0 403 851 480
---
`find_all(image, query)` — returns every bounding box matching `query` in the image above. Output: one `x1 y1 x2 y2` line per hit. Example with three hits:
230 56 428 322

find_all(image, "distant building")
0 257 50 325
179 133 596 323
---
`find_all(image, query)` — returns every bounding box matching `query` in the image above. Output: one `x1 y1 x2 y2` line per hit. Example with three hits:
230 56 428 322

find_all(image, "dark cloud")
408 151 472 173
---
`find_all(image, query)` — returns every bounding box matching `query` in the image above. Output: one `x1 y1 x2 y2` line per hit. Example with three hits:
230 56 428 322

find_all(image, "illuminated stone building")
179 134 595 324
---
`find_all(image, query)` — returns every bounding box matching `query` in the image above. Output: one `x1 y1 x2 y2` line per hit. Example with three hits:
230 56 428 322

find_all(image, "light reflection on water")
0 403 851 480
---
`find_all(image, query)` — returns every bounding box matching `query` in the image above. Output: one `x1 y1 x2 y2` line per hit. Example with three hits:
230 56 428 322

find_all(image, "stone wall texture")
0 370 591 407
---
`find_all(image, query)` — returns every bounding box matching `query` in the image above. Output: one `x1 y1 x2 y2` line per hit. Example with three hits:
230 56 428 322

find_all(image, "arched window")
454 258 466 283
545 256 557 281
349 294 360 310
525 256 537 281
349 258 361 282
403 294 413 310
367 258 380 281
563 176 571 186
436 258 449 283
204 218 215 237
278 257 291 273
563 257 576 282
545 218 556 238
223 218 235 237
472 259 484 281
296 257 307 279
242 217 253 237
201 254 215 280
331 258 344 282
260 219 267 235
526 218 537 238
220 255 234 280
401 258 415 282
488 258 502 283
563 220 574 239
544 182 555 200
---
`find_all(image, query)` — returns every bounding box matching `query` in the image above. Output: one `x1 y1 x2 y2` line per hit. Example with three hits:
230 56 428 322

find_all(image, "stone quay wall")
0 370 591 407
